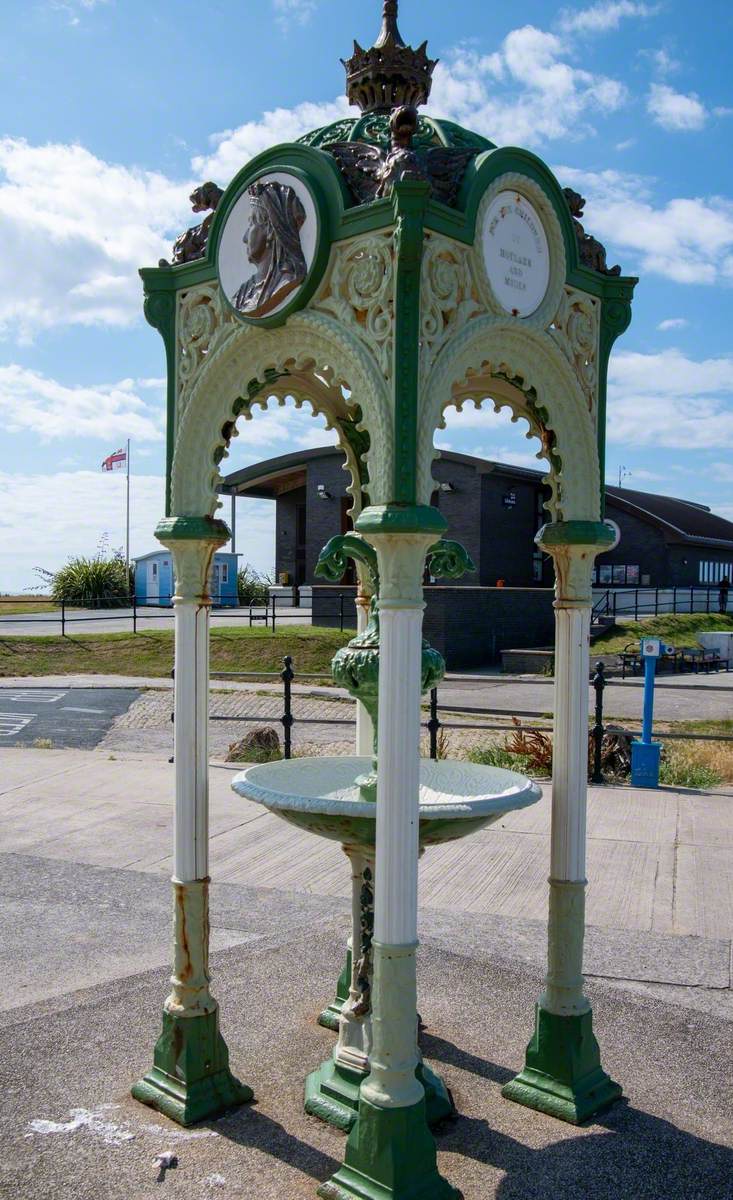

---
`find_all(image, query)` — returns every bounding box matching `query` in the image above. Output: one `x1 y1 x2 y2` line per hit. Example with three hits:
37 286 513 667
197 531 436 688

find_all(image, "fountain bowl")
231 756 541 849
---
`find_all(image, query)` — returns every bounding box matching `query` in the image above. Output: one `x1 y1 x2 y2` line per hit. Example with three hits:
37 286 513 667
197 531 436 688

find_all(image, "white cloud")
647 48 679 77
0 366 164 442
272 0 317 32
0 138 189 341
647 83 707 131
192 97 349 183
615 138 636 151
559 2 657 35
556 165 733 283
430 26 627 148
0 469 167 593
608 349 733 450
657 318 689 331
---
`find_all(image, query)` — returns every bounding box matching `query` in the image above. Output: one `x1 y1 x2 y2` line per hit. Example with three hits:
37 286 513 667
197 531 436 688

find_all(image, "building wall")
275 485 306 585
480 473 543 587
430 458 483 585
596 502 668 586
304 455 353 579
311 583 555 668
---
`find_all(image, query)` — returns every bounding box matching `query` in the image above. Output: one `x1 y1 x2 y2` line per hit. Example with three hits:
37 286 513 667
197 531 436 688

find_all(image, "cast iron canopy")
343 0 437 115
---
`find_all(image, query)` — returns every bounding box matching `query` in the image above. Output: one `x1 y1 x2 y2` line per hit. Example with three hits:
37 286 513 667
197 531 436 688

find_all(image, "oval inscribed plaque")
218 172 319 321
482 191 550 317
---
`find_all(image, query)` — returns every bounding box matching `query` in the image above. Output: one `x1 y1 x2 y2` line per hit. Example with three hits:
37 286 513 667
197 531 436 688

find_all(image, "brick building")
220 447 733 665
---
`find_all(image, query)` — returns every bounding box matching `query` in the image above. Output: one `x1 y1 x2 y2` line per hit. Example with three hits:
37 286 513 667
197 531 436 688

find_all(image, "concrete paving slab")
674 844 733 940
678 793 733 847
1 910 730 1200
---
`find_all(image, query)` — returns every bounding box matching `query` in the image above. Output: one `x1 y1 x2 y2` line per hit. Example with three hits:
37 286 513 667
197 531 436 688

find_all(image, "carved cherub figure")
170 182 224 264
326 105 477 207
563 187 621 276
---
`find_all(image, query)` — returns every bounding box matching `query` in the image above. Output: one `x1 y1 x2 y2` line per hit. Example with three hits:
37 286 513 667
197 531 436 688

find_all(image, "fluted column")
321 506 458 1200
503 520 620 1124
132 517 252 1125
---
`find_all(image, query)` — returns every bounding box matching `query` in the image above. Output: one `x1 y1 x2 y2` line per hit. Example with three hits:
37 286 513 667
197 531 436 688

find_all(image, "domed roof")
297 111 494 154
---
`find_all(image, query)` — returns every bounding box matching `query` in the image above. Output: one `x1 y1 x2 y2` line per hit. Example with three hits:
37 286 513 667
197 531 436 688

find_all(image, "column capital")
536 521 615 604
356 505 445 607
156 517 230 603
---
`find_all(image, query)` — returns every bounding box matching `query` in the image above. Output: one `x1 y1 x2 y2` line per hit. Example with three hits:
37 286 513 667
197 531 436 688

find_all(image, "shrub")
36 541 132 607
237 563 271 606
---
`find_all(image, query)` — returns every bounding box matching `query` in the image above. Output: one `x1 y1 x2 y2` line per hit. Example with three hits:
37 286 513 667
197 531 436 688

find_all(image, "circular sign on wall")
482 191 551 318
218 171 319 322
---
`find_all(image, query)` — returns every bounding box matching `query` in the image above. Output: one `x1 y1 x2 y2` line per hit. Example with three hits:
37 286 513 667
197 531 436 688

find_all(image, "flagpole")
125 438 131 577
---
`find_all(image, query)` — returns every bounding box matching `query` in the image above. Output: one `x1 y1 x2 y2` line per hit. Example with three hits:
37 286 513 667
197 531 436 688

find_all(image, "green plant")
36 536 132 607
659 747 722 789
237 563 271 606
468 743 535 773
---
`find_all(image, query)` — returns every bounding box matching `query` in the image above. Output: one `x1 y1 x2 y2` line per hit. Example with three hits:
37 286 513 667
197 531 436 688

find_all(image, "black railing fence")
199 656 733 781
592 585 729 622
0 592 354 634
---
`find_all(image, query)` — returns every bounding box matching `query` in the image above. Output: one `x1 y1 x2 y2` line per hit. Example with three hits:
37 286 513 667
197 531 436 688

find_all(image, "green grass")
468 744 542 775
593 612 733 655
0 625 350 679
0 595 60 615
659 753 722 790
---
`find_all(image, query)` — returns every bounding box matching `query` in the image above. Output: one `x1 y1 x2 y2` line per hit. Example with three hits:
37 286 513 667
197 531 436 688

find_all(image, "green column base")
319 946 353 1031
318 1095 461 1200
502 1004 622 1125
306 1056 454 1132
132 1006 253 1126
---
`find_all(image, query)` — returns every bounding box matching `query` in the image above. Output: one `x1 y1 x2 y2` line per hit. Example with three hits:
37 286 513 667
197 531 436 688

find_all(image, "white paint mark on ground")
5 691 66 703
26 1106 135 1146
62 706 106 714
205 1174 227 1187
0 714 35 737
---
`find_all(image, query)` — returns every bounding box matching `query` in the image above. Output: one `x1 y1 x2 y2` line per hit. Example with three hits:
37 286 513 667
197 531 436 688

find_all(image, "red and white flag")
101 447 127 471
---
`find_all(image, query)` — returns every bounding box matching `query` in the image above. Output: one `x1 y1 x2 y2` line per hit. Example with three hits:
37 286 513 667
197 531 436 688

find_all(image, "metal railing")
0 592 355 634
592 585 729 622
199 656 733 780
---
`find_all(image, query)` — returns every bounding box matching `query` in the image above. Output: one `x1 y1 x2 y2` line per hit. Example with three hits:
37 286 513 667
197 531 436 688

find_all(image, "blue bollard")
631 638 664 787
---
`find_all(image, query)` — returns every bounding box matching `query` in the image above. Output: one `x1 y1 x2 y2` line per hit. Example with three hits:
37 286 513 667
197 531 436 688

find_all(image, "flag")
101 448 127 471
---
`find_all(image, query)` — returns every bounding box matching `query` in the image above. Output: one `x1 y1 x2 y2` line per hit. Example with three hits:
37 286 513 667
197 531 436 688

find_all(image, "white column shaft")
373 604 424 946
173 598 210 881
550 604 591 882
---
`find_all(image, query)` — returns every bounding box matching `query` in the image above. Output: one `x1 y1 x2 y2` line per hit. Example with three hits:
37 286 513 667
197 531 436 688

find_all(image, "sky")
1 0 732 591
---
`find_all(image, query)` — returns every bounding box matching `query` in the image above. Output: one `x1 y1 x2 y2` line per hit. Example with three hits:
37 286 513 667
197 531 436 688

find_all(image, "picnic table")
619 642 730 678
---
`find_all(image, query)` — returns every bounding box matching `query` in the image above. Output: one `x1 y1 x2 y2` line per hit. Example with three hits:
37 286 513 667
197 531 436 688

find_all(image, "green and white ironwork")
132 0 637 1187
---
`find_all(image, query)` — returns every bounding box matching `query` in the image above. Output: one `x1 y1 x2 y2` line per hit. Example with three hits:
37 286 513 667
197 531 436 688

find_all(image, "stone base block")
132 1007 253 1126
318 1095 461 1200
502 1004 622 1125
306 1056 454 1133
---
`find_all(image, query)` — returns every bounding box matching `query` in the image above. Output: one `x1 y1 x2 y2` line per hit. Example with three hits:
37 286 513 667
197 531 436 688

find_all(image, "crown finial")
342 0 437 115
375 1 405 49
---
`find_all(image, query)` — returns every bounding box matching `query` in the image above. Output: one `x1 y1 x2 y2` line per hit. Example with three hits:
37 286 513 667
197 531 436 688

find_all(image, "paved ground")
0 746 731 1198
0 604 313 636
0 686 139 748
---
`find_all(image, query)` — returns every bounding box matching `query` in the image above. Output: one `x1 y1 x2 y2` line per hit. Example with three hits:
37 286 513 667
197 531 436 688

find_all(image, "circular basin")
231 755 541 848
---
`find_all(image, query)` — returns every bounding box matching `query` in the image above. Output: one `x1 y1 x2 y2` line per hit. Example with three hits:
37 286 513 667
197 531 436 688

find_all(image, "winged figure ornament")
326 105 477 208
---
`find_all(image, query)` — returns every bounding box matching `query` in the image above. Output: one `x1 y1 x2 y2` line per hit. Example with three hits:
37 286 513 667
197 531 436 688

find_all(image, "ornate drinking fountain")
232 533 541 1134
132 1 636 1194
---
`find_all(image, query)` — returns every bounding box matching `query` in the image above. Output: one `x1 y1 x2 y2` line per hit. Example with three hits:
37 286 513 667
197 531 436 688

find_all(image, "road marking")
0 714 36 736
63 706 106 715
5 691 66 704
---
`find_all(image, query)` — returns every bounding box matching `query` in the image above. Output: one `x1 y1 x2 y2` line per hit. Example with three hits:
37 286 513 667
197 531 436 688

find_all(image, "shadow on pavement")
208 1102 341 1183
436 1099 731 1200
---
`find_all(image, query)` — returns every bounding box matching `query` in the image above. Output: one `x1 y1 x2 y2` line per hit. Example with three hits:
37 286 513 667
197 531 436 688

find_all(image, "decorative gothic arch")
419 318 601 522
170 309 391 520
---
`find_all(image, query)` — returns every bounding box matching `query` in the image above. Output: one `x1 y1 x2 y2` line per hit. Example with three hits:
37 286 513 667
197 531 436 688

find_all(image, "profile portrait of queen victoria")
232 179 308 318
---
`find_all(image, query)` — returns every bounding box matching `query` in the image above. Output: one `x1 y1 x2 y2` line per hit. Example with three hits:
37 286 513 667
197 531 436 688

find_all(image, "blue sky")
1 0 732 590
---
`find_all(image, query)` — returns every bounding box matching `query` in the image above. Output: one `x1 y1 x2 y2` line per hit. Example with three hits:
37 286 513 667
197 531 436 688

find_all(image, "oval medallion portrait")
482 191 550 318
218 172 319 322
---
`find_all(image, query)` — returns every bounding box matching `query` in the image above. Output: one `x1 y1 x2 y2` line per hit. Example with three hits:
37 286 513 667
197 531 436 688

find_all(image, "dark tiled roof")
606 486 733 547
